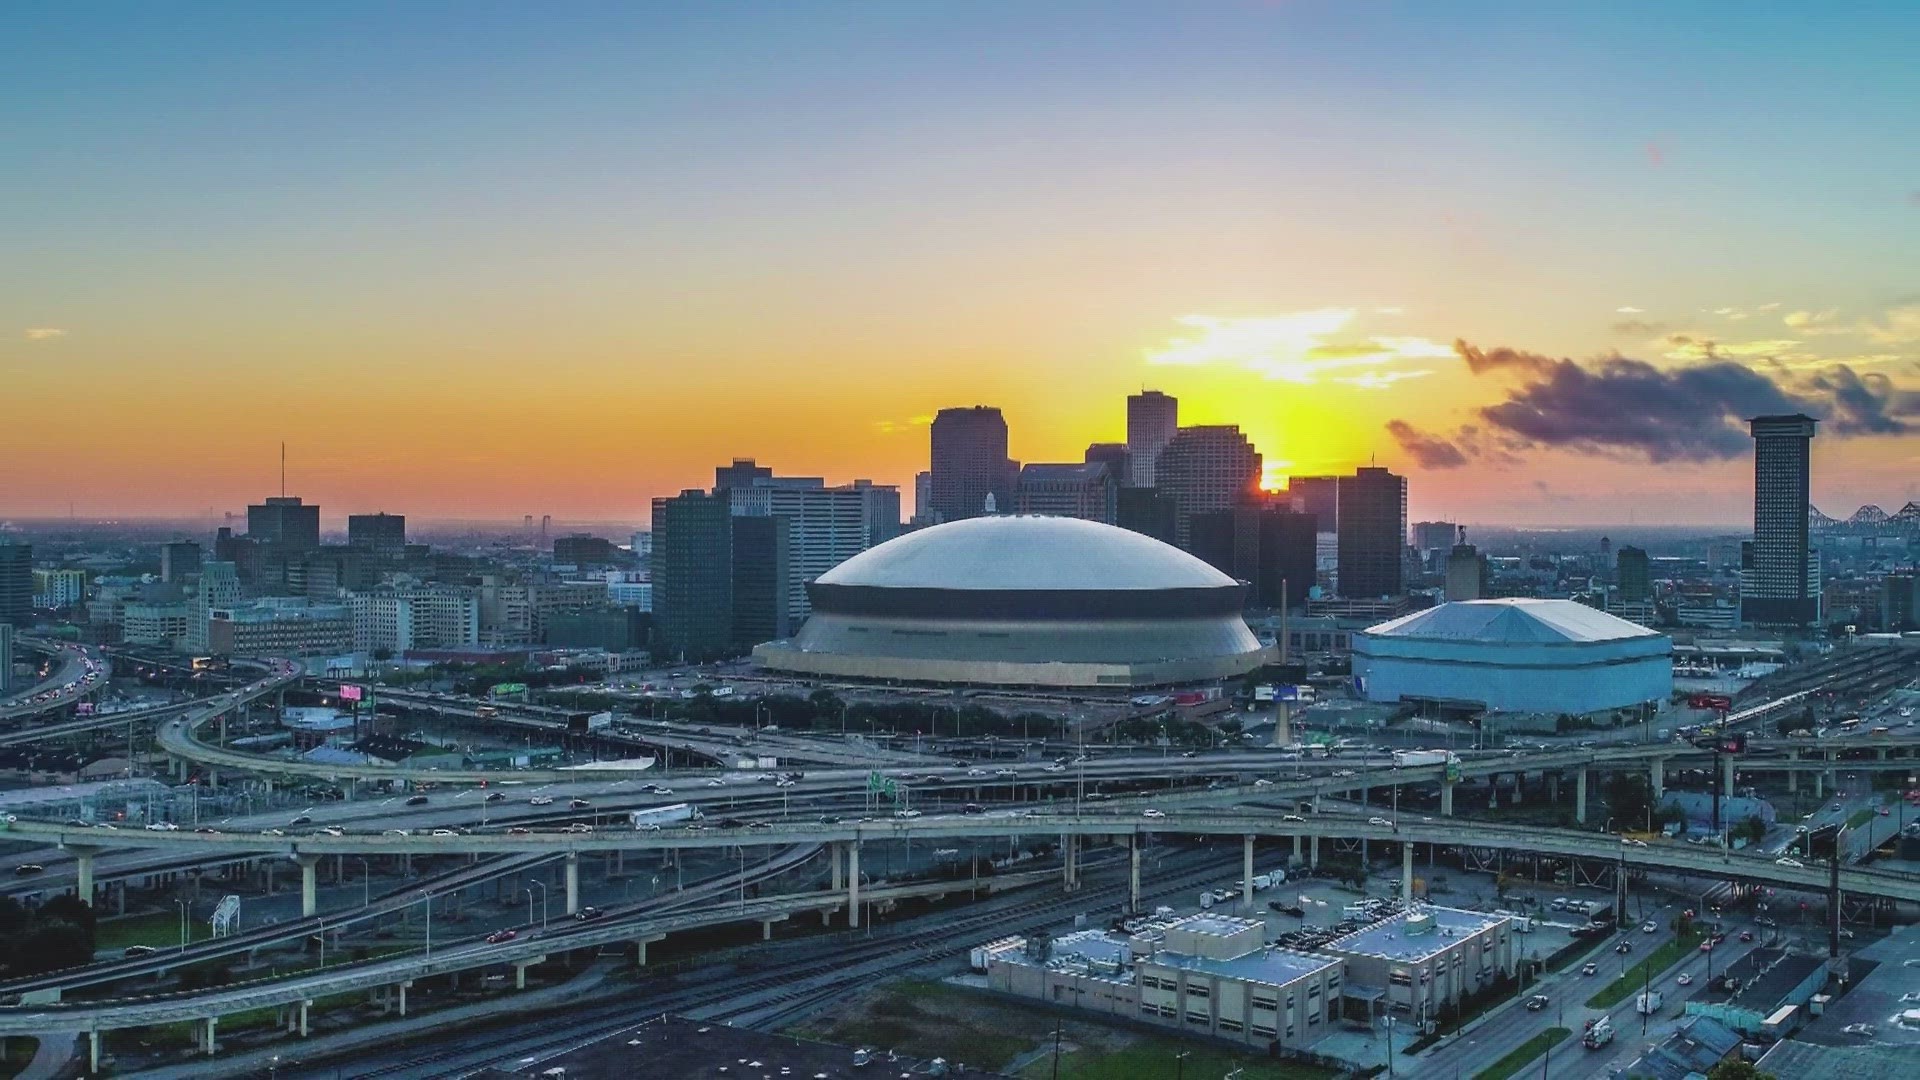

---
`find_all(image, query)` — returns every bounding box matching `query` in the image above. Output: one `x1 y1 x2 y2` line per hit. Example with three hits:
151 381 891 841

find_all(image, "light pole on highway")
420 892 433 958
355 857 371 907
176 898 190 952
529 880 548 928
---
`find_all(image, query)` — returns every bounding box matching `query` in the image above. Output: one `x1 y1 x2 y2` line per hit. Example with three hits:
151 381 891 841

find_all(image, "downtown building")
1153 425 1262 550
1741 415 1822 628
1187 502 1317 609
1126 389 1178 486
650 489 736 662
349 584 481 654
0 539 31 627
928 406 1017 523
346 513 407 561
716 460 902 627
1014 461 1119 523
207 598 352 657
1336 467 1408 599
247 496 321 552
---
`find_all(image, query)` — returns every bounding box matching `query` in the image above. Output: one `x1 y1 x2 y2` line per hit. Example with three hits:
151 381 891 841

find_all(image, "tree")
1706 1062 1776 1080
1604 772 1657 831
38 894 95 936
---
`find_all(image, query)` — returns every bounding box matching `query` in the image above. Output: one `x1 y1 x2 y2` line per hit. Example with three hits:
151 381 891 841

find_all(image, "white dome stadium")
753 516 1272 688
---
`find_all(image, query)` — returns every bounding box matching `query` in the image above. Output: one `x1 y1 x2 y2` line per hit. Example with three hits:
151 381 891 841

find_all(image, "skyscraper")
730 514 792 650
650 490 735 662
347 513 407 560
1115 486 1179 546
1336 466 1408 598
160 540 202 583
0 540 30 627
1084 442 1131 482
0 623 12 694
247 496 320 552
1187 503 1316 609
187 561 244 652
1126 390 1178 487
1286 476 1341 533
716 460 900 625
1015 462 1118 523
1616 546 1652 603
1152 425 1261 549
1741 414 1821 627
929 406 1014 523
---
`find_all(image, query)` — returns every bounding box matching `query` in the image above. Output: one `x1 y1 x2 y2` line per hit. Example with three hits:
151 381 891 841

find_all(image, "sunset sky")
4 2 1917 527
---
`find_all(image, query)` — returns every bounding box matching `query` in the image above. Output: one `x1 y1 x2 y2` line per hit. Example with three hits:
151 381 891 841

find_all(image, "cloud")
1444 338 1917 463
1385 420 1468 469
1861 302 1920 344
1616 306 1644 314
23 328 65 341
1333 370 1434 390
1612 319 1667 335
871 415 933 435
1146 312 1449 384
1783 309 1840 330
1713 306 1750 321
1662 334 1799 361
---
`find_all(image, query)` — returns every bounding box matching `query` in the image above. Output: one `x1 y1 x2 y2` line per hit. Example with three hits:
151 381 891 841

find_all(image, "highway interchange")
0 646 1915 1076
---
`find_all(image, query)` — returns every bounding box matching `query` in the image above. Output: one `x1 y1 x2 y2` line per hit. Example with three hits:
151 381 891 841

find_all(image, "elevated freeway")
0 639 107 721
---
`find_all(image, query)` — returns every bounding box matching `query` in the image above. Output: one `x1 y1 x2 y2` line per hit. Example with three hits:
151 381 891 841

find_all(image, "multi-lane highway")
0 639 107 720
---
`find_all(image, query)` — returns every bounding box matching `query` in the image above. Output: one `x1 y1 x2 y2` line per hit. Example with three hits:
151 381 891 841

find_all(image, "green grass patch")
785 979 1035 1069
1847 807 1875 830
1585 930 1704 1010
1472 1027 1570 1080
1019 1039 1334 1080
94 911 212 952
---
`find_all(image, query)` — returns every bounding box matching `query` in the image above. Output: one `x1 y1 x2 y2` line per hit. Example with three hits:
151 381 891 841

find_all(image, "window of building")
1252 994 1278 1011
1389 971 1413 986
1185 983 1210 999
1186 1010 1210 1025
1252 1024 1278 1039
1218 1018 1244 1034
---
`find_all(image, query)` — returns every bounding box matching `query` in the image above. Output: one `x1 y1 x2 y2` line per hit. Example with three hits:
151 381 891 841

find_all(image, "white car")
894 809 922 819
1142 809 1167 819
1677 973 1693 986
529 796 554 806
1043 764 1067 773
1253 779 1274 788
144 822 179 831
1775 857 1804 868
1368 817 1394 828
431 828 457 837
706 778 725 787
1643 921 1658 933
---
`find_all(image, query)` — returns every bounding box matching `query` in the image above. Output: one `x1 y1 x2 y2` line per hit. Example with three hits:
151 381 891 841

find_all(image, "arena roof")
816 515 1236 593
1364 598 1660 645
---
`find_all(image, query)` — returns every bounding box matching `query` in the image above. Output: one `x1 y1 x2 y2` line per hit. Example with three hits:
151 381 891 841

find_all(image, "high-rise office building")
650 490 735 662
1741 414 1821 627
1412 521 1458 569
1152 425 1262 550
1084 442 1131 484
912 471 935 526
1187 503 1316 609
187 561 245 652
730 514 792 650
0 623 13 693
714 458 776 490
1014 462 1118 523
718 461 900 624
32 569 87 610
0 540 30 627
1126 390 1178 487
1115 487 1179 546
1444 541 1486 601
929 406 1015 523
1286 476 1341 532
160 541 203 584
1616 546 1652 603
553 534 618 567
248 496 321 551
1883 574 1920 633
1336 467 1408 599
347 513 407 560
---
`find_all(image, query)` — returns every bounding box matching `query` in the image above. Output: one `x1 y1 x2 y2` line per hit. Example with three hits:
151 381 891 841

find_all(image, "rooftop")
1756 1041 1913 1080
1363 598 1663 645
1323 906 1509 962
1147 946 1340 987
1698 947 1826 1011
814 515 1236 593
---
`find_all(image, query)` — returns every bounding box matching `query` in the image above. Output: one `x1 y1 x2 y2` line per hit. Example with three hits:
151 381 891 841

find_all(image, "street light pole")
530 880 548 928
355 857 370 908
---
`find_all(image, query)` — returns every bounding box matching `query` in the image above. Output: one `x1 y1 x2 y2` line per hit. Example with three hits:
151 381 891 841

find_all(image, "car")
529 796 554 806
145 821 179 831
1880 807 1891 816
486 929 519 944
1044 764 1067 773
569 798 592 809
775 779 795 789
1621 837 1649 847
1700 940 1715 953
574 906 604 921
1142 809 1166 819
1642 920 1658 933
1615 940 1633 953
1832 802 1843 811
431 828 458 837
12 864 44 876
383 829 411 837
1581 962 1598 976
652 786 673 795
894 809 922 819
406 795 430 806
1551 898 1570 910
195 826 218 834
1755 916 1778 928
705 778 725 787
995 769 1019 779
1843 1023 1877 1037
321 826 346 837
507 827 530 835
1252 778 1275 788
966 769 987 778
1739 930 1754 942
961 803 984 815
1677 973 1693 986
1281 813 1306 823
260 828 286 836
1775 857 1804 868
288 816 313 826
716 818 745 829
1368 817 1394 828
485 792 506 803
123 945 159 958
1526 994 1549 1011
562 823 594 834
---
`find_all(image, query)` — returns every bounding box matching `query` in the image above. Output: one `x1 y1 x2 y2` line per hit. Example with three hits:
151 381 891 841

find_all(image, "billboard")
338 684 363 702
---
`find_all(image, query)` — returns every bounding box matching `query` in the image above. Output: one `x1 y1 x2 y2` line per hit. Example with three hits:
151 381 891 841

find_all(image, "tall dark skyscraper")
347 513 407 559
1083 442 1131 482
929 405 1014 523
650 490 735 662
1741 414 1821 627
1188 503 1316 609
1286 476 1341 533
1115 486 1179 546
0 540 31 627
1153 425 1261 550
1336 466 1408 598
160 540 202 584
730 514 792 650
1125 390 1178 487
1616 545 1652 603
247 496 320 552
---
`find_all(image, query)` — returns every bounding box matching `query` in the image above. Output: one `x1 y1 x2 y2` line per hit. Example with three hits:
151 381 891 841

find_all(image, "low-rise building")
122 601 192 648
207 599 352 657
1319 905 1516 1024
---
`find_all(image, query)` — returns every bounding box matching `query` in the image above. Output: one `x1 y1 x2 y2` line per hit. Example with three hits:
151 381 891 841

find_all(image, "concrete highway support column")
632 933 663 966
564 852 580 916
1547 774 1560 804
1575 769 1589 825
1814 771 1824 798
1651 758 1664 798
1402 842 1414 902
1292 830 1303 865
1440 780 1454 817
296 854 321 919
1242 835 1254 910
397 980 412 1017
830 843 843 893
847 841 861 928
296 999 310 1037
1129 836 1142 913
1309 834 1320 869
1722 755 1735 799
72 847 97 906
1788 764 1797 793
89 1030 102 1073
199 1016 218 1056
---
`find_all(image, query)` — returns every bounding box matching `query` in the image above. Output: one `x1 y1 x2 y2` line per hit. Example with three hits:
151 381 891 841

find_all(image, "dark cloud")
1452 339 1559 375
1611 319 1668 335
1805 365 1920 435
1385 419 1468 469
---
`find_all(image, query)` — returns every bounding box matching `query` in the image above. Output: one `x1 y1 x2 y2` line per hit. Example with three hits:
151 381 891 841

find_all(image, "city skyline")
4 4 1919 524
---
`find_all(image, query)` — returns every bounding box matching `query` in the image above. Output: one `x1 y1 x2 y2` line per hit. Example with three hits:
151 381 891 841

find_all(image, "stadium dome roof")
816 515 1236 593
1364 598 1659 645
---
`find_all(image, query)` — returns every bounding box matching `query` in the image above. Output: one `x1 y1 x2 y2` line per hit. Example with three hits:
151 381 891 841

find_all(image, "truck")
1582 1017 1615 1049
1392 749 1457 768
629 803 702 830
568 711 615 734
1635 990 1664 1015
